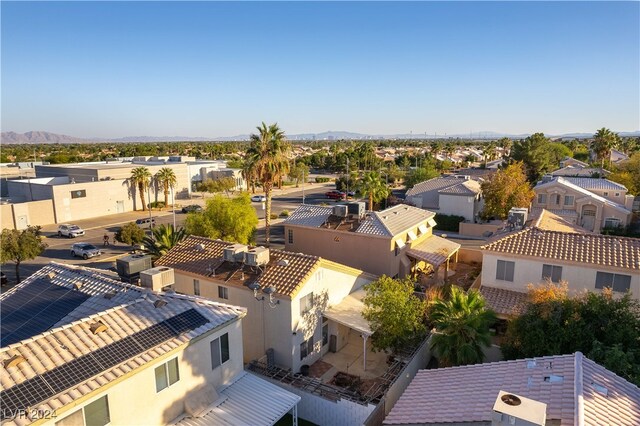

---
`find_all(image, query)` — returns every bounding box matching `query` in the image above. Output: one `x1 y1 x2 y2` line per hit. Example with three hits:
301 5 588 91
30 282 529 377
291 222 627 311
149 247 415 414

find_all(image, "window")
288 229 294 244
300 336 314 360
615 192 620 197
71 189 87 199
218 286 228 300
542 264 563 283
604 218 621 229
56 396 110 426
496 260 515 282
537 194 547 204
322 322 329 346
603 192 609 197
155 358 180 392
563 195 574 206
211 333 230 369
595 272 631 293
554 194 561 205
193 279 200 296
300 292 314 316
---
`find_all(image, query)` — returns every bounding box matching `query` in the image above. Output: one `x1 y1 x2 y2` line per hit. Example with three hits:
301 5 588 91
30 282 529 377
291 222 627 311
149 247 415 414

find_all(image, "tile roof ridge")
574 351 584 426
160 291 247 314
46 261 142 288
480 226 533 249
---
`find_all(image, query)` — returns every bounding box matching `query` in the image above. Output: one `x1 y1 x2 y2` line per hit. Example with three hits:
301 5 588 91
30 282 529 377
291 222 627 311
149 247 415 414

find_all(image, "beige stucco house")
405 176 483 222
284 204 461 280
532 176 633 232
156 235 377 374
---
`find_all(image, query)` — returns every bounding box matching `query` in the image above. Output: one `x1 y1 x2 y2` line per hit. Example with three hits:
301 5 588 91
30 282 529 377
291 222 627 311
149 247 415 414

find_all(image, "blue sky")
2 1 639 138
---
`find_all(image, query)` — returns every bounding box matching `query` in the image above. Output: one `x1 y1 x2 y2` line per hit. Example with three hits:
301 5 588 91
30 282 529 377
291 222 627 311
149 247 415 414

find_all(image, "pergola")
405 235 461 283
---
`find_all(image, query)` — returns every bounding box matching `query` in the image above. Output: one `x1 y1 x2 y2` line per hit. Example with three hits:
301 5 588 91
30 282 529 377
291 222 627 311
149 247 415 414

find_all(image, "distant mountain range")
2 130 639 144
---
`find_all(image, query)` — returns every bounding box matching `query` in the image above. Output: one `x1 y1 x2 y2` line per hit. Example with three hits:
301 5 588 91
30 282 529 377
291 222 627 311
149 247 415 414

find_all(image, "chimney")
492 391 547 426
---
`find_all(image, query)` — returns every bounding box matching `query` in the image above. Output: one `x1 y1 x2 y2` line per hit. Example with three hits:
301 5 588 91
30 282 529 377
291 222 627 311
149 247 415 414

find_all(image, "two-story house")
405 176 483 222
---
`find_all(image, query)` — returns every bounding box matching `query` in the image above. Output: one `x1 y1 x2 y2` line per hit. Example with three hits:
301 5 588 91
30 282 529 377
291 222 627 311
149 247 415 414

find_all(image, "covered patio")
406 235 461 284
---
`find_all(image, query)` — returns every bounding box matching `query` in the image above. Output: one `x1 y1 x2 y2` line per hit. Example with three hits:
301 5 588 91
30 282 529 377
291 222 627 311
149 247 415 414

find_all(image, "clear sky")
2 1 639 139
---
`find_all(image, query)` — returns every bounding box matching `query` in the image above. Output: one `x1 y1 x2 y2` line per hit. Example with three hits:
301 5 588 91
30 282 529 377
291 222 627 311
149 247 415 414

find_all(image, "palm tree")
429 286 496 367
143 224 186 259
246 122 291 245
592 127 619 168
357 171 390 211
155 167 177 209
130 167 152 211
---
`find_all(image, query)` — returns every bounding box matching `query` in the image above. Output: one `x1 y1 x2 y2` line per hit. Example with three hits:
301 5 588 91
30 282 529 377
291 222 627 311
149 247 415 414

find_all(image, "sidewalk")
40 209 173 233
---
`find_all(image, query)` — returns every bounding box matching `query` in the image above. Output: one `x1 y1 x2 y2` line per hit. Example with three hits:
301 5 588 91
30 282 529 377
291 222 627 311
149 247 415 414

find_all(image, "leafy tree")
592 127 620 168
357 171 390 211
405 166 439 188
289 162 310 187
155 167 177 208
246 122 291 245
185 193 258 244
115 222 146 246
130 167 152 211
547 143 573 166
502 290 640 386
429 286 496 367
497 137 513 154
197 177 236 197
362 276 427 353
480 162 534 219
0 226 48 283
143 224 186 259
609 152 640 195
510 133 555 182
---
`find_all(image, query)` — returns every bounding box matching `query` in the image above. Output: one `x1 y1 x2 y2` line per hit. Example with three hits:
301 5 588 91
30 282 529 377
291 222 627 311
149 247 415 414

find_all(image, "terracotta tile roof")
156 235 322 298
481 228 640 270
551 166 610 177
564 177 627 191
384 352 640 425
437 179 481 196
406 176 480 209
284 205 333 227
529 209 590 234
479 285 528 317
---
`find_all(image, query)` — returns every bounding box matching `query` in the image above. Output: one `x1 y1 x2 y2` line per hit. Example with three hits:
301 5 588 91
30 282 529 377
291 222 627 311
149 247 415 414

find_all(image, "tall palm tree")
130 167 152 211
155 167 177 209
592 127 619 168
143 224 186 259
429 286 496 367
246 122 291 245
357 171 390 211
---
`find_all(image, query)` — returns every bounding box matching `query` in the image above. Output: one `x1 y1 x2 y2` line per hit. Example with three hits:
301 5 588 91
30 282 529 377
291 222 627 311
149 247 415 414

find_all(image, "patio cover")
175 371 300 426
323 288 372 337
406 235 461 269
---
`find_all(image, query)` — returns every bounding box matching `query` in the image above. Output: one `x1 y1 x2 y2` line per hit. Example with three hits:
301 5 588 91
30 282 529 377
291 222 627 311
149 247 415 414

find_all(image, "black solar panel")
0 309 209 417
1 278 91 347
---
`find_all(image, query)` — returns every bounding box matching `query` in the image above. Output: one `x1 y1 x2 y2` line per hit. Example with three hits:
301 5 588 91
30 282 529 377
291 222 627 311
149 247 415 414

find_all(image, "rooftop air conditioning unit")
244 247 269 267
333 205 348 218
347 202 366 218
508 207 528 229
140 267 175 292
116 254 153 282
223 244 248 262
491 391 546 426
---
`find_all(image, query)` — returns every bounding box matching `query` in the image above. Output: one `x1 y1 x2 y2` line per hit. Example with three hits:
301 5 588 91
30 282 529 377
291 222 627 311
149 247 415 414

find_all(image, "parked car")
136 218 156 228
71 243 102 260
251 195 266 202
58 224 85 238
181 205 203 213
347 191 356 197
1 271 7 286
325 190 346 200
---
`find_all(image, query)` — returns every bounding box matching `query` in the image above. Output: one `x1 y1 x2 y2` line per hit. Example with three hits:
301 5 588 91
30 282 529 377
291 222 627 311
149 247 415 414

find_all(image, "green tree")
592 127 620 168
0 226 48 283
502 290 640 386
197 177 236 197
246 122 291 245
130 167 152 211
115 222 146 246
289 162 310 187
510 133 555 182
357 171 390 211
185 193 258 244
480 162 535 219
429 286 496 367
362 276 427 353
155 167 177 209
143 224 186 259
608 152 640 195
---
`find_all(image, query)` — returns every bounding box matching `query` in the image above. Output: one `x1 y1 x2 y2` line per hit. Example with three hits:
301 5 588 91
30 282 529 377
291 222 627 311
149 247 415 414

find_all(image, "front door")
581 207 596 231
116 201 125 213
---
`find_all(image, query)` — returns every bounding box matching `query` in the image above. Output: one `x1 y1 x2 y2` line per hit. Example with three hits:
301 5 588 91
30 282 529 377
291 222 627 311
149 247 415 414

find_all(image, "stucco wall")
51 179 136 222
459 222 502 238
1 204 15 229
43 319 244 426
481 253 640 298
438 194 476 222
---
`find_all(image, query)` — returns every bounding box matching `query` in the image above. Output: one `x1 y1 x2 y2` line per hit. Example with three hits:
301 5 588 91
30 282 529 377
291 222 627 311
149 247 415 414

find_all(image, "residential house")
284 204 461 280
559 156 589 168
0 262 301 426
590 149 630 165
550 165 609 177
384 352 640 425
405 176 483 222
532 176 633 232
156 235 377 374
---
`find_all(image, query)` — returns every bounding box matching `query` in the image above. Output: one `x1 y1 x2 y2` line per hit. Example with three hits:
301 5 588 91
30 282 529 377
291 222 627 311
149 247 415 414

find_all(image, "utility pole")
346 157 349 196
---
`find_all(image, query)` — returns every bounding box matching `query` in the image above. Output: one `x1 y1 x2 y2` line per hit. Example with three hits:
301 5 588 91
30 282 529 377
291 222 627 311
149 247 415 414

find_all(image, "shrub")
147 201 166 209
315 177 331 183
270 213 278 220
433 214 465 232
280 210 290 217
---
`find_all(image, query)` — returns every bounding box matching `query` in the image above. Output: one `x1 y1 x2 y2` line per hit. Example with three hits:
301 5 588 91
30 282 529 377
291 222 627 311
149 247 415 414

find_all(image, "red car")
325 190 346 200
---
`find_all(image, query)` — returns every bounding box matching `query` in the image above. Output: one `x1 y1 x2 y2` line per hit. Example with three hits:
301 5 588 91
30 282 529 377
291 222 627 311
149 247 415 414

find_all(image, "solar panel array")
1 278 91 347
1 308 209 416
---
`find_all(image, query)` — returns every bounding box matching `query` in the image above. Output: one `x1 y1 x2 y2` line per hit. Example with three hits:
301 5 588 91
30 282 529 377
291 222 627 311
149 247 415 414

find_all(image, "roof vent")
543 375 564 383
492 391 547 426
195 243 206 251
3 355 26 369
47 272 56 281
104 290 118 299
73 281 84 291
501 394 521 406
526 360 536 369
89 322 108 334
154 299 168 308
277 259 290 267
591 382 608 397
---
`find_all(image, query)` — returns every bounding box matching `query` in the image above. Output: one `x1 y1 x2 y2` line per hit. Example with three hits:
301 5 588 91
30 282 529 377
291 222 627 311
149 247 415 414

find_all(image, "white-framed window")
615 192 620 197
595 272 631 293
496 260 515 282
537 194 547 204
563 195 574 206
604 218 621 229
211 333 230 369
603 192 609 197
193 279 200 296
155 358 180 392
300 336 314 360
56 395 110 426
553 194 561 205
288 229 294 244
218 285 229 300
300 292 314 315
542 264 563 283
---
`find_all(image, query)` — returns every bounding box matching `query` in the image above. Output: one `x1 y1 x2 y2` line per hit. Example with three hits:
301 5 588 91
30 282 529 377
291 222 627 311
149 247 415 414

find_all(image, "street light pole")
171 186 176 229
147 184 153 235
